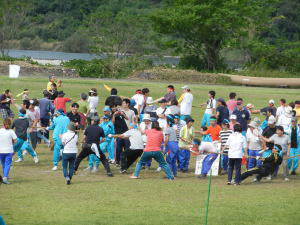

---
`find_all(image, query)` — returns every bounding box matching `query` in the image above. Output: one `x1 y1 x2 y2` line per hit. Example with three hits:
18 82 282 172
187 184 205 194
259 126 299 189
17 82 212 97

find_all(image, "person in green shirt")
76 93 88 128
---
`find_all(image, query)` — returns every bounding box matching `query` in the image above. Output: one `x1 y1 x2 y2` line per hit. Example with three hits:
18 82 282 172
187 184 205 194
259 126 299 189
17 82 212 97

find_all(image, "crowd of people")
0 75 299 186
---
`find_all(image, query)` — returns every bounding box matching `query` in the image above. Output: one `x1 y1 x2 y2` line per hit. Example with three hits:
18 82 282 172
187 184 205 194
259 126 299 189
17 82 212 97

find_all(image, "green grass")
1 76 300 225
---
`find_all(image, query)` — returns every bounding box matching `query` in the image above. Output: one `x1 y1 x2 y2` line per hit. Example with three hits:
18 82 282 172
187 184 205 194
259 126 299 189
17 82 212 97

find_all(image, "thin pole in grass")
204 170 212 225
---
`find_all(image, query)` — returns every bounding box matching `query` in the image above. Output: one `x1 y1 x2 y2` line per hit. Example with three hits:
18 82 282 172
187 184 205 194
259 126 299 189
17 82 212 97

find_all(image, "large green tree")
151 0 277 71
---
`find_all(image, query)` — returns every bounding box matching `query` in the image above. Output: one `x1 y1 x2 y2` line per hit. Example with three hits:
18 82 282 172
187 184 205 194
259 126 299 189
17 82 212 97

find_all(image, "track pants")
0 153 13 178
178 149 190 171
288 147 299 172
166 141 179 176
121 149 143 171
201 153 218 175
53 137 62 166
240 166 273 182
247 149 262 169
201 113 211 127
14 138 37 160
133 151 174 179
221 154 229 171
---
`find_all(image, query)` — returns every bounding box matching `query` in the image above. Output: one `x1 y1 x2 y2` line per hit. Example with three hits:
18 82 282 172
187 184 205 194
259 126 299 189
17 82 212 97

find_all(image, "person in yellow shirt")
295 101 300 125
47 75 62 92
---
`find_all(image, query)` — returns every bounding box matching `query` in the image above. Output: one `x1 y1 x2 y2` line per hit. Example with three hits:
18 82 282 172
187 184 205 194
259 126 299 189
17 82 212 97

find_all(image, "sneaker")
120 169 127 174
22 151 28 156
107 172 114 177
252 178 258 183
130 175 139 179
92 167 99 173
83 167 92 172
52 166 58 171
284 177 289 181
227 182 231 185
266 175 272 180
291 171 296 175
198 174 207 179
234 183 240 186
156 167 162 172
15 158 23 163
33 156 39 164
109 159 115 164
66 177 71 185
2 177 10 184
47 141 51 148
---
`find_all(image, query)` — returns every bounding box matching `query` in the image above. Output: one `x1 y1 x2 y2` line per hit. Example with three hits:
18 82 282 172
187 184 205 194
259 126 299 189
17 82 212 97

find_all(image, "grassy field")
0 76 300 225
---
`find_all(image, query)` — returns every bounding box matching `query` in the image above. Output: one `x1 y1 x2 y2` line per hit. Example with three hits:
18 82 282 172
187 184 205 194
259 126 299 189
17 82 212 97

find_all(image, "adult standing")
226 92 237 115
76 93 88 129
122 99 136 128
156 85 177 104
225 124 247 185
201 90 216 127
54 91 72 113
39 90 54 139
252 99 277 117
287 118 300 175
67 103 82 130
179 85 193 121
232 99 250 136
0 89 14 120
48 109 70 171
219 119 233 174
47 75 62 92
0 119 17 184
130 121 174 180
87 88 99 125
74 117 113 177
61 122 78 185
156 99 168 129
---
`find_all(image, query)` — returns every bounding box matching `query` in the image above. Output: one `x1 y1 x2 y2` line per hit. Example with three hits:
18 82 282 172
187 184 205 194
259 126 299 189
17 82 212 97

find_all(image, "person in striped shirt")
219 119 233 174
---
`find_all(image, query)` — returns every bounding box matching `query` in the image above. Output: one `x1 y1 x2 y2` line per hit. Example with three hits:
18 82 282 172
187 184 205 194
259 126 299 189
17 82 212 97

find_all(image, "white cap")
230 114 237 120
269 99 275 104
246 103 254 109
146 97 154 105
181 85 189 89
248 121 258 128
142 114 151 121
268 115 276 125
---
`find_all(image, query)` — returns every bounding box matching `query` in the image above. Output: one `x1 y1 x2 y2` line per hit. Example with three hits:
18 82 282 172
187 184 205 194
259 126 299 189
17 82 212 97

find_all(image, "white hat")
285 106 293 118
268 115 276 125
246 103 254 109
248 121 258 128
142 114 151 121
230 114 237 120
181 85 189 89
269 99 275 104
146 97 154 105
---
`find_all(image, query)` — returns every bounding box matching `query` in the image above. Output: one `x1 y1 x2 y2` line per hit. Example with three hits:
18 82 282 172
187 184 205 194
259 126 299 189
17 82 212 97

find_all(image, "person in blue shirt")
48 109 70 171
233 99 250 136
39 90 54 139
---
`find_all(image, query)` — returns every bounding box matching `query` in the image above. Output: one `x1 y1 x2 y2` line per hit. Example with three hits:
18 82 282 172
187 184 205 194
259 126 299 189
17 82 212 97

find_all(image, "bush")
62 56 153 78
62 32 90 53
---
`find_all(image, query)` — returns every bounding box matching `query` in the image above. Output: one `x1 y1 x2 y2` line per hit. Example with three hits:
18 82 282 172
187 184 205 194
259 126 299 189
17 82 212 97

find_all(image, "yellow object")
16 91 24 97
103 84 112 92
178 93 185 104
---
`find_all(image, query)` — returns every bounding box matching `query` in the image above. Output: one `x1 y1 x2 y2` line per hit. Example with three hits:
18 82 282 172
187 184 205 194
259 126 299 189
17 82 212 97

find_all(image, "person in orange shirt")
198 116 221 141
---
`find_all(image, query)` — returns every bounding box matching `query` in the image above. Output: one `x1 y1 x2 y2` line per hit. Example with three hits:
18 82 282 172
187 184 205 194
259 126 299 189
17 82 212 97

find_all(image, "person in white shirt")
276 98 287 121
61 122 78 185
0 119 17 184
111 124 144 173
246 121 263 170
201 90 216 127
131 89 145 115
225 124 247 185
277 106 293 132
179 85 193 121
122 98 136 127
87 88 99 125
156 99 168 128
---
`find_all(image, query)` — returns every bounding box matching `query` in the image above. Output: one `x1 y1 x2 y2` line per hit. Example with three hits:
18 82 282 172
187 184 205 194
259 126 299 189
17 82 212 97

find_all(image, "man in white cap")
229 114 239 130
143 97 158 121
179 85 193 121
252 99 277 117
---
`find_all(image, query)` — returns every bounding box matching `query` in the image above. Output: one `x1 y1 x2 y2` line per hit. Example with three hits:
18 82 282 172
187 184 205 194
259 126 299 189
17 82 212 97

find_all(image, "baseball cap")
142 114 151 121
230 114 237 120
246 103 254 109
181 85 189 89
103 106 112 112
268 115 276 125
269 99 275 104
222 119 230 124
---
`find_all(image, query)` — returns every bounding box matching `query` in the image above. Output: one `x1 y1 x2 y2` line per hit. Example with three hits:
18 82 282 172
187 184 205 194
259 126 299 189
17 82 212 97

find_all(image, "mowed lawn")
0 76 300 225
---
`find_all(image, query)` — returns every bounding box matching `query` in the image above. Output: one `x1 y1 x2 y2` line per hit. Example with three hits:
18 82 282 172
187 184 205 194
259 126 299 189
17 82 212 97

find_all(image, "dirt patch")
0 61 79 78
131 68 232 84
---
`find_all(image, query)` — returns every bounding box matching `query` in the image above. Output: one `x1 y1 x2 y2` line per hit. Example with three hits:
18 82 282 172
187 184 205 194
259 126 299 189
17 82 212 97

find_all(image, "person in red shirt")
130 121 174 179
198 116 221 141
54 91 72 113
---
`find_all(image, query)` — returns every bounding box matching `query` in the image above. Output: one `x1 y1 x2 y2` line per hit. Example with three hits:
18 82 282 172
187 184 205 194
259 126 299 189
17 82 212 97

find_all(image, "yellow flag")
16 91 24 97
103 84 112 92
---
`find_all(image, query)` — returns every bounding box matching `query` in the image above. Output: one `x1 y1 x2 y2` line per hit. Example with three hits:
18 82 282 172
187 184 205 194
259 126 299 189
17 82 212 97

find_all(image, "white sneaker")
156 166 162 172
252 178 258 183
92 167 99 173
15 158 23 163
33 156 39 164
23 151 28 156
266 175 272 180
109 159 115 164
284 177 289 181
52 166 58 171
83 167 92 172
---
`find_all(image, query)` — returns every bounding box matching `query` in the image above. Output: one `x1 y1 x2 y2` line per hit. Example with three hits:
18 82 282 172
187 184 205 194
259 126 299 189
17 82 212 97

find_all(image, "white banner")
9 65 20 78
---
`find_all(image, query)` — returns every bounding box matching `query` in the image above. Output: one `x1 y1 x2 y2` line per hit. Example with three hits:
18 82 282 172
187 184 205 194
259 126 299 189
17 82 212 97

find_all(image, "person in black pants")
240 144 283 183
74 117 113 177
111 105 130 166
